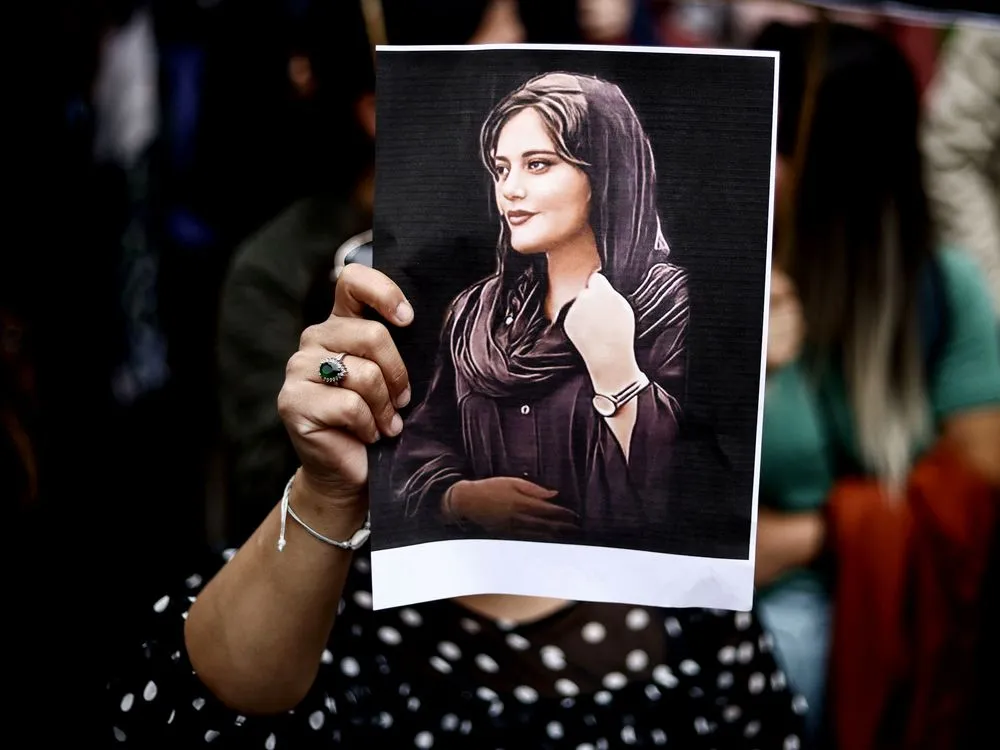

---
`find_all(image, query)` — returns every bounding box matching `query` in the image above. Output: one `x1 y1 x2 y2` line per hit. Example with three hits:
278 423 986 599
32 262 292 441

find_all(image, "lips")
506 210 536 227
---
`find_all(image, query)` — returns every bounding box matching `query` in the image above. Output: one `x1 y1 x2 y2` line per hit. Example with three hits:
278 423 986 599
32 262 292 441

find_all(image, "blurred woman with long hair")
752 20 1000 743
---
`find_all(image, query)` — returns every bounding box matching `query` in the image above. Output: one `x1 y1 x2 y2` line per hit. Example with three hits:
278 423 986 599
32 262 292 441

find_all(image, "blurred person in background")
577 0 642 44
12 0 174 740
752 20 1000 748
216 0 378 546
922 28 1000 746
921 24 1000 320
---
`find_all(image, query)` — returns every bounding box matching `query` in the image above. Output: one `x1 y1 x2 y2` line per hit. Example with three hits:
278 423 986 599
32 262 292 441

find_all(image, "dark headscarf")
449 263 687 398
480 73 669 294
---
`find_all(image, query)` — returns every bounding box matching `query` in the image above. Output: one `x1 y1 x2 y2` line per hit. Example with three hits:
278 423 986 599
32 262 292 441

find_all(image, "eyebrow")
493 149 560 163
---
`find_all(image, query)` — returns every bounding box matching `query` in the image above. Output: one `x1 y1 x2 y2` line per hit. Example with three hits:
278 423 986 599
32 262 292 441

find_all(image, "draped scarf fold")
450 261 687 399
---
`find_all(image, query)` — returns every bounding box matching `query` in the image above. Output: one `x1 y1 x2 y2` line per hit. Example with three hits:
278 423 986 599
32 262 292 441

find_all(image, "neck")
455 594 572 624
544 229 601 319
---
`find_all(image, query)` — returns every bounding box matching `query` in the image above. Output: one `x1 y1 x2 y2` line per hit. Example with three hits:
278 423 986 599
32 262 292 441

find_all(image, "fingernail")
395 300 413 324
396 386 411 409
388 413 404 436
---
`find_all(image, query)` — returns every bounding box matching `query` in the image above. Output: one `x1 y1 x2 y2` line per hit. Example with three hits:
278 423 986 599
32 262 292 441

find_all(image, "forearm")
754 509 826 587
943 409 1000 487
185 472 365 714
603 400 639 461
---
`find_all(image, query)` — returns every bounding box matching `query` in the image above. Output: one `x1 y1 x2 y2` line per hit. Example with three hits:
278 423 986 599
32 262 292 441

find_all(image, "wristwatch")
592 373 651 417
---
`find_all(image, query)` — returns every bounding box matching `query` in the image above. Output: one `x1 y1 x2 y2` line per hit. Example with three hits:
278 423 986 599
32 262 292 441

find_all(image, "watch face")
592 394 617 418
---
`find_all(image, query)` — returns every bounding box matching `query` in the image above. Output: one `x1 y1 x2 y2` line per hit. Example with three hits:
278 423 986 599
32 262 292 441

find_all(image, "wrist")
589 357 643 395
442 482 468 524
291 469 369 542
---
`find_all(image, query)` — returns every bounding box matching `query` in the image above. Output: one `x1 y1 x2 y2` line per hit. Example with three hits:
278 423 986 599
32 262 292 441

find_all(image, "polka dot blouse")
108 548 806 748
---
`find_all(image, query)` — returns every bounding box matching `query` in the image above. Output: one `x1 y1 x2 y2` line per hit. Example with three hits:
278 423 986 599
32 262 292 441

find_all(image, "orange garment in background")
827 443 997 750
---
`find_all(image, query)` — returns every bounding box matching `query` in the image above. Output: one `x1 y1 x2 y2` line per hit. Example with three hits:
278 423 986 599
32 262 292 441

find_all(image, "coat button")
520 405 530 415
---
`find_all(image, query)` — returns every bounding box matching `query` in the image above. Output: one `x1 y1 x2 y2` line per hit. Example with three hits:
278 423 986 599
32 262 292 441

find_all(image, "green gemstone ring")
319 354 348 386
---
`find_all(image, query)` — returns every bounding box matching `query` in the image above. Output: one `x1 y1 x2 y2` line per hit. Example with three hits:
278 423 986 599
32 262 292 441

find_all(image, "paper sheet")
369 43 778 612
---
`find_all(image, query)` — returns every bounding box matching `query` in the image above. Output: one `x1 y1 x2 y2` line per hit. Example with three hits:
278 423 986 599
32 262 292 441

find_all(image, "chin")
509 236 547 255
510 243 546 255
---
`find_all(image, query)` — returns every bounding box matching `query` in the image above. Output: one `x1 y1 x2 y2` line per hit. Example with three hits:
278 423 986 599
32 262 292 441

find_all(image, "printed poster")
369 43 778 611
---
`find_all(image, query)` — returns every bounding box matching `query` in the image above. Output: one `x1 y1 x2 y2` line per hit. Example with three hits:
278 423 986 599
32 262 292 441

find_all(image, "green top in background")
757 248 1000 599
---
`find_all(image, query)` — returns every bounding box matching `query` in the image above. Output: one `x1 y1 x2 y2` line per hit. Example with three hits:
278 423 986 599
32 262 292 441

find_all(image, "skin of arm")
184 470 366 714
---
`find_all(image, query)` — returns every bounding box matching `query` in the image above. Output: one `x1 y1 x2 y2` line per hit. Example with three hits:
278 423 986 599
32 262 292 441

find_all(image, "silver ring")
319 353 348 386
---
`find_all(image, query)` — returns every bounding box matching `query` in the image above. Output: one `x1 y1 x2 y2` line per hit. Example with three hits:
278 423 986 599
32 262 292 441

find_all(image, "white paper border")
377 42 780 60
371 44 781 613
372 540 754 611
748 36 783 596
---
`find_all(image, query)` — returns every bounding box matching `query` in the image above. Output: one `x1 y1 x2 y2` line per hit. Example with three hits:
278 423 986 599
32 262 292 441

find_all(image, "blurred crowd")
4 0 999 747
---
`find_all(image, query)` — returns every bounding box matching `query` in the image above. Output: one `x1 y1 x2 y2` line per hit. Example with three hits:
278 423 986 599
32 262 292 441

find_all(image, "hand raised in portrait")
563 271 640 391
445 477 580 538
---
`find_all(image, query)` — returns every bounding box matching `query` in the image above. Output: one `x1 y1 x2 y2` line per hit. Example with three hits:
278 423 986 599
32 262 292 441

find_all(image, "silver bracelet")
277 473 372 552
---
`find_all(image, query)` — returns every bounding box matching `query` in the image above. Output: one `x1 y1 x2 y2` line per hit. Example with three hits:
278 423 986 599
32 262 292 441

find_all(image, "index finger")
517 497 580 523
334 264 414 326
508 477 559 499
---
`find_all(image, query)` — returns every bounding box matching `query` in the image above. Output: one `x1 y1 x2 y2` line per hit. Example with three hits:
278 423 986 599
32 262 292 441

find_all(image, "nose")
501 171 526 202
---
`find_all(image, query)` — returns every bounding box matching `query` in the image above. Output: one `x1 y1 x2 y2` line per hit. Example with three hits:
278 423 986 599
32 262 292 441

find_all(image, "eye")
494 164 509 179
527 160 551 172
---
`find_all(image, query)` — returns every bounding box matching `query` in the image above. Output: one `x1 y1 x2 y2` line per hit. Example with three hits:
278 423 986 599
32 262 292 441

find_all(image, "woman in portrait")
391 72 689 543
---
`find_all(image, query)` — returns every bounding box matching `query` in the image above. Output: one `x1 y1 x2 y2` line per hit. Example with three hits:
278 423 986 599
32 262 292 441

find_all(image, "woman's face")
492 108 592 255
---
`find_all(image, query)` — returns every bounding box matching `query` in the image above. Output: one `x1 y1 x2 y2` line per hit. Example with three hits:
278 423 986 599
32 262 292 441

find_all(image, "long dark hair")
478 72 670 296
756 22 935 487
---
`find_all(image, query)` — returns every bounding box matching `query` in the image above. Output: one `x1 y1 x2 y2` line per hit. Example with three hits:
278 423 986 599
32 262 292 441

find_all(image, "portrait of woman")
389 72 690 546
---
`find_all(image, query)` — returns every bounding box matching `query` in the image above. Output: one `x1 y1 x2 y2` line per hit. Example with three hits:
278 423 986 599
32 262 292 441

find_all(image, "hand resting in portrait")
444 476 580 538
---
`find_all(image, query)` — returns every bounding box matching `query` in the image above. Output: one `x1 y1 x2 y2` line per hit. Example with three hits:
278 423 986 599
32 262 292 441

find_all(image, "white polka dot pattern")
378 626 403 645
505 633 530 651
625 649 649 672
581 622 606 644
540 644 566 670
625 608 650 631
106 550 805 746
